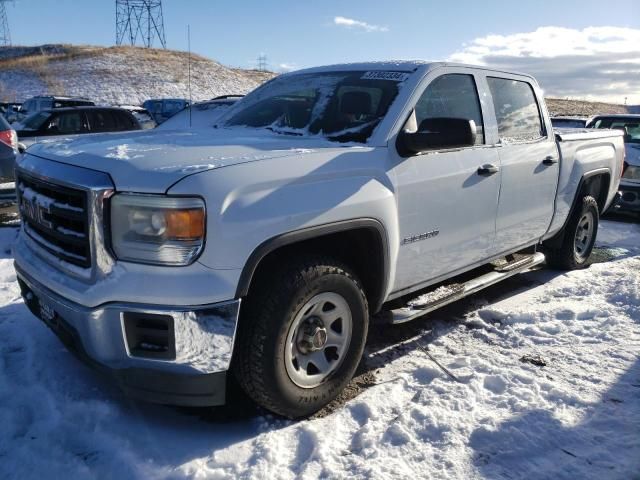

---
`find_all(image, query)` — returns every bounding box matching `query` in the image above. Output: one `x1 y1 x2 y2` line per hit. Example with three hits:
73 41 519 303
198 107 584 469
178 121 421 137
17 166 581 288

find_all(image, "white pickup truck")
13 62 624 418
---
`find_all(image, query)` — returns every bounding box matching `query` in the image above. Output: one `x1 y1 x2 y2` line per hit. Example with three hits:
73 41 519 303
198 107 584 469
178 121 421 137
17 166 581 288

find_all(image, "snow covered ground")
0 220 638 479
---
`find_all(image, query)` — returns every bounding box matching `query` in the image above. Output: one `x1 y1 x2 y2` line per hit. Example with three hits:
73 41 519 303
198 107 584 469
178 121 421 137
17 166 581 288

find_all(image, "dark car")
16 96 95 122
0 114 18 182
1 102 22 123
16 106 142 151
550 116 589 129
142 98 189 124
588 114 640 215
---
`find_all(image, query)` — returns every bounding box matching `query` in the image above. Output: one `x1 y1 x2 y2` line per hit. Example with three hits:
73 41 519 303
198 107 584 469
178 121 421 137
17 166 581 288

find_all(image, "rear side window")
88 110 117 132
113 111 138 130
487 77 544 142
414 74 485 144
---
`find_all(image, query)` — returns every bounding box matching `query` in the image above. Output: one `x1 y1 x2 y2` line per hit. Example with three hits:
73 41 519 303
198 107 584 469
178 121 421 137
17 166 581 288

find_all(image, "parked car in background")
156 95 242 130
12 62 624 418
117 105 157 130
588 114 640 216
16 106 142 151
142 98 189 125
0 114 18 181
551 116 589 129
16 96 95 123
1 102 22 123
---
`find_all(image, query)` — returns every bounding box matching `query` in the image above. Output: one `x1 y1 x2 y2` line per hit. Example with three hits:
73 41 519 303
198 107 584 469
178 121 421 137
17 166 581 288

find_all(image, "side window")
112 111 134 130
88 110 117 132
22 100 35 114
415 74 485 145
163 100 185 117
487 77 543 142
48 112 85 134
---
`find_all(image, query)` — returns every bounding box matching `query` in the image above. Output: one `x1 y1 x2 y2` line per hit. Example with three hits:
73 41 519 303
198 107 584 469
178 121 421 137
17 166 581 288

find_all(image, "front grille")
17 173 91 268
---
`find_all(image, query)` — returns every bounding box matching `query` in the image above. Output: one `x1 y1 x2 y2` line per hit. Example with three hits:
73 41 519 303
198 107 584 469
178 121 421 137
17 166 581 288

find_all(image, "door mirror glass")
398 117 477 155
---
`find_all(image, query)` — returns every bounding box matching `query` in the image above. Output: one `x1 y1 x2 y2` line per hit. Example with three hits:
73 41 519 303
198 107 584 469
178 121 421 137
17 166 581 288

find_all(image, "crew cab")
13 62 623 418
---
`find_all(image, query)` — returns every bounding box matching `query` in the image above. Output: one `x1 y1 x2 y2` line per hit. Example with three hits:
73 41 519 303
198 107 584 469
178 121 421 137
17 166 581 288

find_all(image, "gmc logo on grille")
20 196 53 230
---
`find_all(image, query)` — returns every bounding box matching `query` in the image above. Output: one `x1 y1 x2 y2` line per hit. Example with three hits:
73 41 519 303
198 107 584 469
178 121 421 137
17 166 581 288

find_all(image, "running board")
388 252 546 324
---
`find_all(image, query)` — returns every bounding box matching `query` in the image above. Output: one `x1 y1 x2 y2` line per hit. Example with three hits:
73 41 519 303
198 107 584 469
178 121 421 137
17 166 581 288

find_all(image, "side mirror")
397 117 477 155
18 143 26 154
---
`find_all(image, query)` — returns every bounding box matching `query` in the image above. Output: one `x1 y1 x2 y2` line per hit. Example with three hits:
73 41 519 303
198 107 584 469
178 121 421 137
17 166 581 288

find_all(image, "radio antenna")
187 24 192 128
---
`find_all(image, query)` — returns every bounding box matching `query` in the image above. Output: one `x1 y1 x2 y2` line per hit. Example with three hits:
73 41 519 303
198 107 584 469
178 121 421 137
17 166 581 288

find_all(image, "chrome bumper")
16 264 240 406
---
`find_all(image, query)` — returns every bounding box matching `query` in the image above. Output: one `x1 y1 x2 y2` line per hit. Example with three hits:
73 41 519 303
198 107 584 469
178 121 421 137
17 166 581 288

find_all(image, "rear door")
485 75 559 252
391 70 501 293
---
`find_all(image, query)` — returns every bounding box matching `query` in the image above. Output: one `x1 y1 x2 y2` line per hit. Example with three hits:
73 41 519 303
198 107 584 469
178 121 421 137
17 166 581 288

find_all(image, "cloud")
333 16 388 33
278 63 298 72
449 26 640 104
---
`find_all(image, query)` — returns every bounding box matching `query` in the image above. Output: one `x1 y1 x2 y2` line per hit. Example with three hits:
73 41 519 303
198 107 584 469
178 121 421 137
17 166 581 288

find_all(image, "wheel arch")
544 169 610 248
235 218 390 313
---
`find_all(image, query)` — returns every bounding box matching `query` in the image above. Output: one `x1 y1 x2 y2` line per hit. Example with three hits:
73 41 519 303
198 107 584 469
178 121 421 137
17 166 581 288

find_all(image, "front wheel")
545 195 599 270
233 256 369 418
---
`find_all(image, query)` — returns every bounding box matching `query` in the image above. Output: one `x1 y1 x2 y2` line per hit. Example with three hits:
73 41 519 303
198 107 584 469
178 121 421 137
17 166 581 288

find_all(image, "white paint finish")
15 61 624 311
391 145 500 291
494 138 559 249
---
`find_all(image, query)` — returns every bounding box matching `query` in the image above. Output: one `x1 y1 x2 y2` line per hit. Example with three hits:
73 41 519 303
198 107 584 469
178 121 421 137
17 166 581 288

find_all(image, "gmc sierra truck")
13 62 624 418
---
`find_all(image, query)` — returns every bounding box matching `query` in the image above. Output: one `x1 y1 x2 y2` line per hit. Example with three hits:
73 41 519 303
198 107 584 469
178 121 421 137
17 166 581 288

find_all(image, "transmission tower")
116 0 166 48
257 53 268 72
0 0 11 47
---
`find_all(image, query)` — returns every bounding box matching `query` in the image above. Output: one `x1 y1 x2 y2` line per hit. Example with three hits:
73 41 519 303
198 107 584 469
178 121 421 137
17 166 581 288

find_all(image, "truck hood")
26 129 338 192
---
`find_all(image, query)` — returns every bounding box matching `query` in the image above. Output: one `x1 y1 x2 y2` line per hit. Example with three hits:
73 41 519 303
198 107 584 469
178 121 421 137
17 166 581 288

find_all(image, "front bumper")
16 265 241 407
615 182 640 213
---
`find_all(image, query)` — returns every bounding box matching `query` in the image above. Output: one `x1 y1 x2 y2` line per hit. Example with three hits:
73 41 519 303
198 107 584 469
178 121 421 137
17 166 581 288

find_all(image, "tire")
545 195 599 270
233 256 369 418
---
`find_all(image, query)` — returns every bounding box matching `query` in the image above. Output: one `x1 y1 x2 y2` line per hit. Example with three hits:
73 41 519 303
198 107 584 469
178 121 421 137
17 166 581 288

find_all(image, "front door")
391 72 501 293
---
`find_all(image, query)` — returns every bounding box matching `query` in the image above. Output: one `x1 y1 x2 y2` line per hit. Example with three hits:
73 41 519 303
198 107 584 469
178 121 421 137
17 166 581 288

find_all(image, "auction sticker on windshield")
361 71 411 82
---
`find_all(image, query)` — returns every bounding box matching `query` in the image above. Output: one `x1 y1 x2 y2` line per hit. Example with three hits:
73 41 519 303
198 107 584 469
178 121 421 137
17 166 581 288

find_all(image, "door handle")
477 164 499 176
542 156 558 165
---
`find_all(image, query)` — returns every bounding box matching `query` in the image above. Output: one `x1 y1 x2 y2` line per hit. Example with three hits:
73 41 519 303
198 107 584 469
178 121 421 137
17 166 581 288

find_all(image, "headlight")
110 194 205 266
623 165 640 180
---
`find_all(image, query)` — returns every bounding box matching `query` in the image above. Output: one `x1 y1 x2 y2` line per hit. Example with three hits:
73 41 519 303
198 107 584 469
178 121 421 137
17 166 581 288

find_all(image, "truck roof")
290 61 535 80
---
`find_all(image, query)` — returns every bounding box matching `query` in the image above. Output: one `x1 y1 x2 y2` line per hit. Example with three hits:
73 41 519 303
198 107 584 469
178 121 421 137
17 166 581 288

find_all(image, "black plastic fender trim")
235 218 390 313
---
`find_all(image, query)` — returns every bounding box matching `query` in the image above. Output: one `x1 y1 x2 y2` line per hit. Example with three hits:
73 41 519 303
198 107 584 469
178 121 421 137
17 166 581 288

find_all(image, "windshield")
222 71 407 143
21 111 51 131
590 117 640 144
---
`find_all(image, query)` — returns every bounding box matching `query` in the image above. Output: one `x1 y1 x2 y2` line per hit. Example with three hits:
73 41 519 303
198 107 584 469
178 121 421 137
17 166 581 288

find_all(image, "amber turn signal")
165 209 205 240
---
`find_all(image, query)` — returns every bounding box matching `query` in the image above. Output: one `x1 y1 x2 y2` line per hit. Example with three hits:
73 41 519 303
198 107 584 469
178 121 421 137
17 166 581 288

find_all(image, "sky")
4 0 640 103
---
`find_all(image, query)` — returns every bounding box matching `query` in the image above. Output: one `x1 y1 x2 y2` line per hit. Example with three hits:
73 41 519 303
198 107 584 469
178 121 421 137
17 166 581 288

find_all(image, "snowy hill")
0 44 274 105
546 98 629 117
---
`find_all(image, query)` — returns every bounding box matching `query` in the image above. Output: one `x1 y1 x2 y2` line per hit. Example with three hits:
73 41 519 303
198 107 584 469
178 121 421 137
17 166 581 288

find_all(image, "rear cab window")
487 77 545 142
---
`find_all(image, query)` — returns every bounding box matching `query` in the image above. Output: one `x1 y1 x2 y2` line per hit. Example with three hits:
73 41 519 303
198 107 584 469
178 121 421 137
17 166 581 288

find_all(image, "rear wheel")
545 195 599 270
233 256 368 418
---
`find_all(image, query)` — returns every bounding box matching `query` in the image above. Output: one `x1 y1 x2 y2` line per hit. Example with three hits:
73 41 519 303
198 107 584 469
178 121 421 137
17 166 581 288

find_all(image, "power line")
0 0 11 47
115 0 166 48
